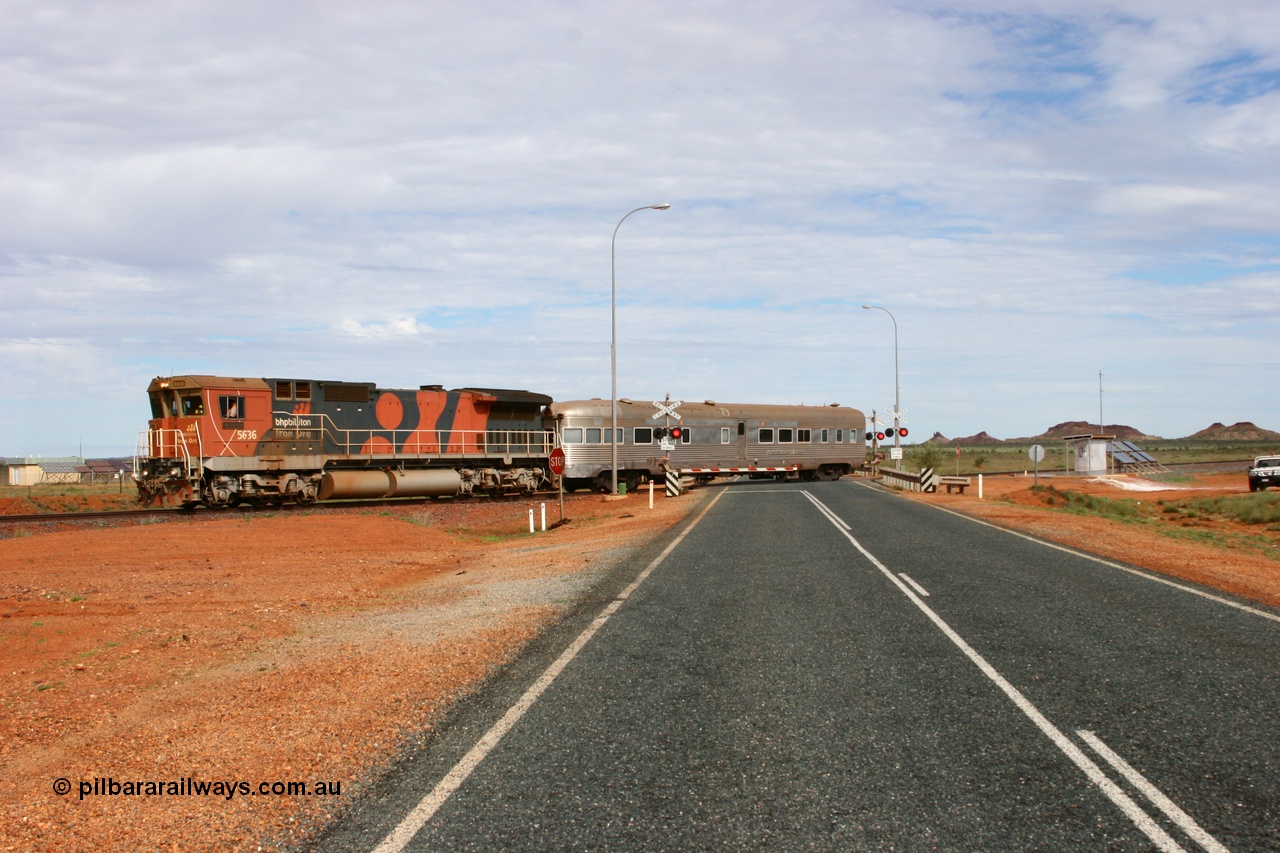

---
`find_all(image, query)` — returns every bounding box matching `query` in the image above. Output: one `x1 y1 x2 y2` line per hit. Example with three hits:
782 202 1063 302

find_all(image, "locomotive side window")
149 393 166 419
778 429 794 443
562 428 584 444
180 395 204 417
220 395 245 419
758 428 774 443
295 383 311 401
721 427 730 444
275 380 292 398
585 428 602 444
634 427 653 444
798 429 811 443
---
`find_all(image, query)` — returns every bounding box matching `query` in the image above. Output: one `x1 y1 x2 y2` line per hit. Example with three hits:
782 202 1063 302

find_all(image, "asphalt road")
311 480 1280 852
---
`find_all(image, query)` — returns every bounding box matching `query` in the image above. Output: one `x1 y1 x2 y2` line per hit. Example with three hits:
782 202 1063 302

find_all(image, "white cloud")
1 0 1278 452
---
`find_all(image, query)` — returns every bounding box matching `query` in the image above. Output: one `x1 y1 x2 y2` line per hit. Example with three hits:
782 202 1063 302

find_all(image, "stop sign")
549 447 566 475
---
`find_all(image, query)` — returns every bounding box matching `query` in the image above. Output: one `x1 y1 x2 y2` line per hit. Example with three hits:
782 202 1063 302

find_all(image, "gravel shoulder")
0 492 703 852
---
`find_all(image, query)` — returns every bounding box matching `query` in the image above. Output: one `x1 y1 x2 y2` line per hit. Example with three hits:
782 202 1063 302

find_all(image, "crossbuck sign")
653 399 683 421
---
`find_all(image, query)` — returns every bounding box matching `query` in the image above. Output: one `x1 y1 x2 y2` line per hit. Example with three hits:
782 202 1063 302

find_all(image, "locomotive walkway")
314 480 1280 851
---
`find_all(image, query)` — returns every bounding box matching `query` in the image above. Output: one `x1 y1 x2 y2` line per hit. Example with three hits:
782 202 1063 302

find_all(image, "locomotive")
134 375 554 507
134 375 870 508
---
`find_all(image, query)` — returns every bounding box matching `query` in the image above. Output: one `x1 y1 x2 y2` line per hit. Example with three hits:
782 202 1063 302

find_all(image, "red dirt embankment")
0 493 701 852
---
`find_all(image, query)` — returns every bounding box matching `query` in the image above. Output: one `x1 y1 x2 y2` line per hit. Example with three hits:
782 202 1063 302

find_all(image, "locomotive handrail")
269 411 553 461
135 427 202 480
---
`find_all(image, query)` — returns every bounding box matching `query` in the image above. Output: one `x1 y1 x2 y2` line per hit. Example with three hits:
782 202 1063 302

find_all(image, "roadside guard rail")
879 467 939 492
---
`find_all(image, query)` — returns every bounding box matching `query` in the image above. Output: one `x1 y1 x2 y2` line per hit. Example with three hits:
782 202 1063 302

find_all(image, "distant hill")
952 431 1001 446
1186 421 1280 441
1021 421 1157 441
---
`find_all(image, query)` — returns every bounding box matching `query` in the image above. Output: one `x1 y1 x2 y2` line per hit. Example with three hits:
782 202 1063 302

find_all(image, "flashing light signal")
654 427 668 439
670 426 683 440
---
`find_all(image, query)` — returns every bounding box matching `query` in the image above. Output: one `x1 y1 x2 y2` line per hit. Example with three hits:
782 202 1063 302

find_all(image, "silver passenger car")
549 398 867 492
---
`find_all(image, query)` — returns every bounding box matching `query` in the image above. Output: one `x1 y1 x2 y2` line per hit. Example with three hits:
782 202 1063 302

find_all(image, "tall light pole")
862 304 901 469
612 203 671 496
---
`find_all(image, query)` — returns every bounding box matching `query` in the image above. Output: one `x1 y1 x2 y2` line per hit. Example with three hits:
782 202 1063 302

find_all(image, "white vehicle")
549 398 867 493
1248 455 1280 492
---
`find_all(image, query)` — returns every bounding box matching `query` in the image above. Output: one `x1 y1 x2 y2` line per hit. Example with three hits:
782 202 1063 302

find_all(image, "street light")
862 304 901 470
612 203 671 496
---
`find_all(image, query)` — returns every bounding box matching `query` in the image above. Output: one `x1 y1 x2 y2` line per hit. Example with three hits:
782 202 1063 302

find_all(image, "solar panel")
1113 451 1137 464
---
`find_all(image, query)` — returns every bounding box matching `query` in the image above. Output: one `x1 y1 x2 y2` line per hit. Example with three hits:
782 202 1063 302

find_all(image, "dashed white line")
897 572 930 597
803 490 1198 853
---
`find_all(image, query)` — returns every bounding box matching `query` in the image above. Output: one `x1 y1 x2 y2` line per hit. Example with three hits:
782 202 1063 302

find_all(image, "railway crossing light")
654 427 668 439
670 426 683 440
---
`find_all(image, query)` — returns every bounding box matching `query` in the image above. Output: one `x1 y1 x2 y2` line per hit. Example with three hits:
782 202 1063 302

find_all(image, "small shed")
1062 434 1114 475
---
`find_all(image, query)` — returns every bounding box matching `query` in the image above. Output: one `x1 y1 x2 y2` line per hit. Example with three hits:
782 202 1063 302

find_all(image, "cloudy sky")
4 0 1279 456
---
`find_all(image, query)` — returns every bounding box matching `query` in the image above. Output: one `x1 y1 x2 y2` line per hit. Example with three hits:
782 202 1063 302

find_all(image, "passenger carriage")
550 398 867 493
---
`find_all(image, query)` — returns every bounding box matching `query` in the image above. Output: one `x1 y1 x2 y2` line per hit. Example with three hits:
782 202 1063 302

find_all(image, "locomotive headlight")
169 467 180 477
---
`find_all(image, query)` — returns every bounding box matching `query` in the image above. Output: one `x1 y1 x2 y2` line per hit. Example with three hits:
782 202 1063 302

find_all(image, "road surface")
313 480 1280 851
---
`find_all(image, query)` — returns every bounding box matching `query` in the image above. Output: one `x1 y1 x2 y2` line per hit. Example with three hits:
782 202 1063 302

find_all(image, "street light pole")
862 304 901 469
612 203 671 496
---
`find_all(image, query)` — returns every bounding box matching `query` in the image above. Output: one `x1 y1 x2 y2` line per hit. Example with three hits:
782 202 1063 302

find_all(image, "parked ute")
1248 455 1280 492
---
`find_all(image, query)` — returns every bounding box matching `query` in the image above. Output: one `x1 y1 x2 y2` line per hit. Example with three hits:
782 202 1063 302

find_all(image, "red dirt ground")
2 472 1277 851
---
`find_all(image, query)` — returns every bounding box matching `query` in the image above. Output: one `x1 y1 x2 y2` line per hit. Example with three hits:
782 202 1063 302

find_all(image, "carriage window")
220 395 245 419
585 428 602 444
604 428 622 444
820 429 829 443
562 428 584 444
758 428 774 443
634 427 653 444
836 429 843 443
798 429 811 443
681 429 691 444
180 395 204 417
721 427 731 444
738 422 745 436
778 429 794 443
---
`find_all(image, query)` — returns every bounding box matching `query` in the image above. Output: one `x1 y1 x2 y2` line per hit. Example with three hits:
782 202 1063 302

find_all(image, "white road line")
875 484 1280 625
369 490 726 853
898 573 930 597
1078 730 1230 853
802 491 1189 853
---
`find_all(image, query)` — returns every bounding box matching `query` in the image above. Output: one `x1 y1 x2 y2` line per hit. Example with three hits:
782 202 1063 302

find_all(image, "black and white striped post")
665 470 682 497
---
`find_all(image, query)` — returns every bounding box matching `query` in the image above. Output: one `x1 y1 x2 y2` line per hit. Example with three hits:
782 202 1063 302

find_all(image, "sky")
3 0 1279 456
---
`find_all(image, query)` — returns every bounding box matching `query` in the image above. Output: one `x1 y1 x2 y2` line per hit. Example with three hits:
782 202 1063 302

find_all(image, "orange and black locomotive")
135 375 553 507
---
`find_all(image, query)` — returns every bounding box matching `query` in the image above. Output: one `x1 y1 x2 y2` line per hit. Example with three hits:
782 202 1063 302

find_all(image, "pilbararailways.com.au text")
55 776 343 801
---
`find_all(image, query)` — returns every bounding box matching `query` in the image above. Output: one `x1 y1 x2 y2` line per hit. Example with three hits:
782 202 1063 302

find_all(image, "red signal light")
898 427 909 438
670 427 683 440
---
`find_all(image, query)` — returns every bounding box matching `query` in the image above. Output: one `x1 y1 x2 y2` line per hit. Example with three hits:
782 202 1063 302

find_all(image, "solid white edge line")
898 572 930 597
369 490 726 853
863 482 1280 626
1078 730 1230 853
803 491 1187 853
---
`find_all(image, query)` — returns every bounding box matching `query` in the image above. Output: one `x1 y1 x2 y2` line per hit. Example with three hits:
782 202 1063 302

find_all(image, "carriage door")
737 421 747 461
